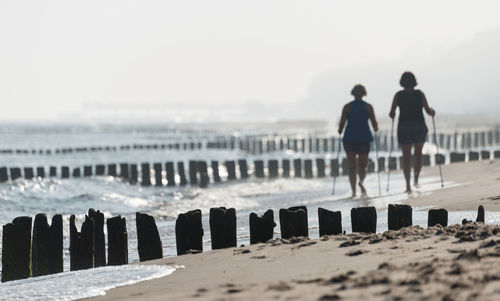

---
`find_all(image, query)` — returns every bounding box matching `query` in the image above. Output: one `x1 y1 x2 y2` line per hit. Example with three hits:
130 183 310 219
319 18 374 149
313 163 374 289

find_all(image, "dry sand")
89 160 500 301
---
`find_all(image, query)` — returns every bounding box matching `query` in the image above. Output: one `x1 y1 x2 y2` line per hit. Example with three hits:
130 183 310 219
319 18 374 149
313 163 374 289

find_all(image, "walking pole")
374 131 381 196
432 115 444 187
332 135 342 195
386 119 394 192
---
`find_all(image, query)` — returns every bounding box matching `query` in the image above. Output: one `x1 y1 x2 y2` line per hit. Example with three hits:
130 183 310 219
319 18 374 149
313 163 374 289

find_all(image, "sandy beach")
89 160 500 301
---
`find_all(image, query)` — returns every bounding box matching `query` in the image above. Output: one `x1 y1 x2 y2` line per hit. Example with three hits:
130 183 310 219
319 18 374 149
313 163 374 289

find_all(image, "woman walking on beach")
338 84 378 197
389 71 435 192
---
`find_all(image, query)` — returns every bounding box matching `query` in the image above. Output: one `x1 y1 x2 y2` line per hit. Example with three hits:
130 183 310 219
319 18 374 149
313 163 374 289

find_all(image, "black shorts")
343 141 371 154
397 121 428 145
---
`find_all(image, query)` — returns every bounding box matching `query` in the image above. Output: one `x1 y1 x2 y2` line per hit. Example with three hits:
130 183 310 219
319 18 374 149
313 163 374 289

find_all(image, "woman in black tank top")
389 72 435 192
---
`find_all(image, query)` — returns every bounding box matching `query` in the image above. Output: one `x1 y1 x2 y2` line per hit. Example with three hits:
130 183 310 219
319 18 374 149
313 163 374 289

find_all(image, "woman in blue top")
338 84 378 197
389 72 435 192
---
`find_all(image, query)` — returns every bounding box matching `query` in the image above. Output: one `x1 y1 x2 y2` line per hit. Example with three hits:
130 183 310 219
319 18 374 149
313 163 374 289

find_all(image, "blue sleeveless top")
342 100 373 142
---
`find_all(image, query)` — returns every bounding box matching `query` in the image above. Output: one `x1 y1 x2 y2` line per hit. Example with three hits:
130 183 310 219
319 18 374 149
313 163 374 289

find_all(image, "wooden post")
330 159 339 177
468 151 479 161
188 160 198 185
450 152 466 163
316 158 325 177
481 150 490 160
279 206 308 239
268 160 279 178
177 162 188 186
304 159 313 178
119 163 129 179
254 160 265 178
141 163 151 186
388 157 397 170
428 209 448 227
70 214 95 271
0 167 8 182
422 154 431 166
341 158 349 175
49 166 57 177
476 205 485 223
153 163 163 186
377 157 385 172
198 161 209 188
84 166 92 177
2 216 32 282
249 210 275 244
318 207 342 236
293 159 302 177
36 167 45 178
130 164 138 184
95 164 105 176
282 159 290 177
136 212 163 261
209 207 237 250
88 209 106 267
238 159 249 179
351 207 377 233
166 162 176 186
225 161 236 180
435 154 445 165
108 164 117 177
32 214 63 277
387 204 412 231
72 168 81 178
61 166 70 179
24 167 34 179
175 209 204 255
10 167 21 181
107 216 128 266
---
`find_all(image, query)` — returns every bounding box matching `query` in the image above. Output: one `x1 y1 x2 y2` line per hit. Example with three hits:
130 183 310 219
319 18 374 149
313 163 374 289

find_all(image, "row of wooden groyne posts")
2 204 485 283
2 129 500 156
1 150 500 186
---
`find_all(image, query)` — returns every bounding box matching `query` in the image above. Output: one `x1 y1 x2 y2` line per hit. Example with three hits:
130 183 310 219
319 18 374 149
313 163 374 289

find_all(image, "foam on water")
0 264 180 301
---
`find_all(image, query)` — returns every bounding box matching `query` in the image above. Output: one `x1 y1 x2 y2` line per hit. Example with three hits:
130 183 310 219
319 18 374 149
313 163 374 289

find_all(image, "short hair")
400 72 417 88
351 84 367 97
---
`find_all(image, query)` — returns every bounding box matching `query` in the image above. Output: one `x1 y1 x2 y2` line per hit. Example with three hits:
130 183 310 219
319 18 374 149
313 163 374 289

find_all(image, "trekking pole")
332 135 342 195
386 119 394 191
432 115 444 187
374 131 381 196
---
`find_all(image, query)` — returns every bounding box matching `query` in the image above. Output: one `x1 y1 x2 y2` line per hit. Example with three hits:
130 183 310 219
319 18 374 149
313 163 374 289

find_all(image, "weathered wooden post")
49 166 57 177
10 167 21 181
209 207 237 249
108 164 117 177
24 167 34 179
281 159 290 178
211 161 221 183
188 160 198 185
0 167 8 182
254 160 265 178
435 154 445 165
70 214 95 271
107 216 128 266
318 207 342 236
330 159 339 176
268 160 279 178
166 162 176 186
95 164 105 176
481 150 490 160
88 209 106 267
61 166 70 179
468 151 479 161
177 162 188 185
2 216 32 282
84 166 92 177
72 168 81 178
198 161 209 188
120 163 129 179
377 157 385 172
351 207 377 233
225 161 236 180
323 138 329 152
387 204 412 231
32 214 63 276
153 163 163 186
279 206 308 239
304 159 313 178
341 158 349 175
175 209 204 255
249 210 275 244
130 164 138 184
476 205 485 223
238 159 248 179
136 212 163 261
450 152 466 163
293 159 302 177
388 157 397 170
316 158 325 177
428 209 448 227
141 163 151 186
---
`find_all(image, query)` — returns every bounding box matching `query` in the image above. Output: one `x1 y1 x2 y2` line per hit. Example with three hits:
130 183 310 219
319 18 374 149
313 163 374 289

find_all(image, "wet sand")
88 160 500 301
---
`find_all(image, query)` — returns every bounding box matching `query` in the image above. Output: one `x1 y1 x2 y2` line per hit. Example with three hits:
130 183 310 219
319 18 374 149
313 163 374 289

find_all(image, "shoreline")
87 160 500 300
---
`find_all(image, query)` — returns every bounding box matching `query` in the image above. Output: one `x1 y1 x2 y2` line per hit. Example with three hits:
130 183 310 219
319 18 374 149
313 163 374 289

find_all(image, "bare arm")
420 91 435 116
389 93 398 119
366 103 379 132
338 104 350 134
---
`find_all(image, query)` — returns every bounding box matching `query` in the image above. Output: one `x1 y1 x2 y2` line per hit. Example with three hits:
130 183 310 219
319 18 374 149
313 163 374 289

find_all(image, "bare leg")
401 145 412 192
346 152 357 197
357 153 368 196
413 143 424 187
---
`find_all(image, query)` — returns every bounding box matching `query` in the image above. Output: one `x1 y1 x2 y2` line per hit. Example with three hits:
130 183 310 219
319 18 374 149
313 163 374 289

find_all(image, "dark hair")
351 84 367 97
400 72 417 88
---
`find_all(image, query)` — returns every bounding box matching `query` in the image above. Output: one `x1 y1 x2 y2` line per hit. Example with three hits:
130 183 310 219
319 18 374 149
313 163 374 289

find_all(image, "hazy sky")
1 0 500 121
